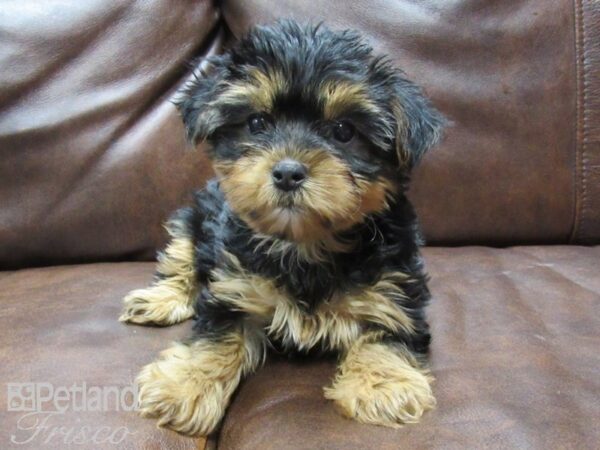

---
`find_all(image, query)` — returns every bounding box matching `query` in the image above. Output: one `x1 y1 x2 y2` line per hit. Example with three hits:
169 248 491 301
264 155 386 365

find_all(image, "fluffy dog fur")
120 20 445 436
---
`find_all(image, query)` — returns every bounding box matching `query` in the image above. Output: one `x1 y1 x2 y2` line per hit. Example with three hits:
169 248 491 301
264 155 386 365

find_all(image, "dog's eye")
332 121 355 143
248 113 272 134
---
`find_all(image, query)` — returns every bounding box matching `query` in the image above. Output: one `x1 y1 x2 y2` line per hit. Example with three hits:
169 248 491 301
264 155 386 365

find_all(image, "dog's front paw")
119 285 195 326
136 343 230 436
324 342 435 427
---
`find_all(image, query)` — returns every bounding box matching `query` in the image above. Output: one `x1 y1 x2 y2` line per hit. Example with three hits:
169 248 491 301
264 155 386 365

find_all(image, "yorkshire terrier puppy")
120 20 445 436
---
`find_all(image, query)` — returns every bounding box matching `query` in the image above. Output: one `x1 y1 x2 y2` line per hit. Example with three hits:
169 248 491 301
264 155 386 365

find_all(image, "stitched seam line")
579 0 592 240
571 0 585 242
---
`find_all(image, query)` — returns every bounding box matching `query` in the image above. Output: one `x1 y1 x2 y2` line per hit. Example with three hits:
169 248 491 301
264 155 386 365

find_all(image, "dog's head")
176 21 445 243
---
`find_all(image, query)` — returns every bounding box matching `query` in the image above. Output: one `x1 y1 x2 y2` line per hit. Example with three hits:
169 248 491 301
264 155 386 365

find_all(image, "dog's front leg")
324 332 435 427
136 326 265 436
120 212 197 326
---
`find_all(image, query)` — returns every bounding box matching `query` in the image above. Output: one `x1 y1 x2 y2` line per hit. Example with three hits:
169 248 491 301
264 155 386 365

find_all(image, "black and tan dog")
120 20 445 436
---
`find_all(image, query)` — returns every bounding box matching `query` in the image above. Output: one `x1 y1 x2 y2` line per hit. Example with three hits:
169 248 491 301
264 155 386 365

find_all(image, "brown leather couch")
1 1 599 449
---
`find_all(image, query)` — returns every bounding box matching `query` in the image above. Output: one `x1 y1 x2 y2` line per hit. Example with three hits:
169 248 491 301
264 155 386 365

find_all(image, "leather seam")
571 0 585 243
580 0 591 240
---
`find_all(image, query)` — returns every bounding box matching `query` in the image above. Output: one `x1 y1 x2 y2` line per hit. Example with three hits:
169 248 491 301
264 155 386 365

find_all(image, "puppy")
120 20 445 436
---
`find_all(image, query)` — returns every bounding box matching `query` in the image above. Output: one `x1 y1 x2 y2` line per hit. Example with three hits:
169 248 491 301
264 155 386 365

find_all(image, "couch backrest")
1 0 598 269
222 0 600 246
0 0 217 268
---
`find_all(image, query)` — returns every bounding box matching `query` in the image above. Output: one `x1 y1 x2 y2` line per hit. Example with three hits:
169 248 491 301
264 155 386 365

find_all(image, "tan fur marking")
343 272 415 335
356 176 398 216
218 148 358 241
209 254 414 352
217 69 287 111
119 221 197 326
320 81 381 120
324 332 435 427
137 329 265 436
217 147 397 254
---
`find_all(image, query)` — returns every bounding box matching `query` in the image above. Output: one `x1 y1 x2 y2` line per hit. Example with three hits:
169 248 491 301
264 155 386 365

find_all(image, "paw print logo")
7 383 36 412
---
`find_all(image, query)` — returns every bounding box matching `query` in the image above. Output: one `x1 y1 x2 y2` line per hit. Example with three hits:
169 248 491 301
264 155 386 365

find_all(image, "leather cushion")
0 263 199 449
219 246 600 449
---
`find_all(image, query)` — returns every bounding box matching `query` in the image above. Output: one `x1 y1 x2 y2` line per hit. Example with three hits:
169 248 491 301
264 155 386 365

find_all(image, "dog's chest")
208 260 413 353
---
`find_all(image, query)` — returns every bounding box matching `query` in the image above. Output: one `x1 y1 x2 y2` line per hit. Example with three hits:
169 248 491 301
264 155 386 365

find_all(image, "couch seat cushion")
219 246 600 450
0 263 199 450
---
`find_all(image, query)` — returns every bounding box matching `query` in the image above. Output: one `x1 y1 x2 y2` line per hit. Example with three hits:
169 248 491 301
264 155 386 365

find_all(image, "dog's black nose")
272 159 307 191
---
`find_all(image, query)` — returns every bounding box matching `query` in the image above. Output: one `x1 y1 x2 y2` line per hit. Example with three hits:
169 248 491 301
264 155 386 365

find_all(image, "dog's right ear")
391 76 446 170
174 56 230 144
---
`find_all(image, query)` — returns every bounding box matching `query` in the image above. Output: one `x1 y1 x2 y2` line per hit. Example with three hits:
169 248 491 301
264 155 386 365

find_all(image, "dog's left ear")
174 56 230 145
391 77 446 169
